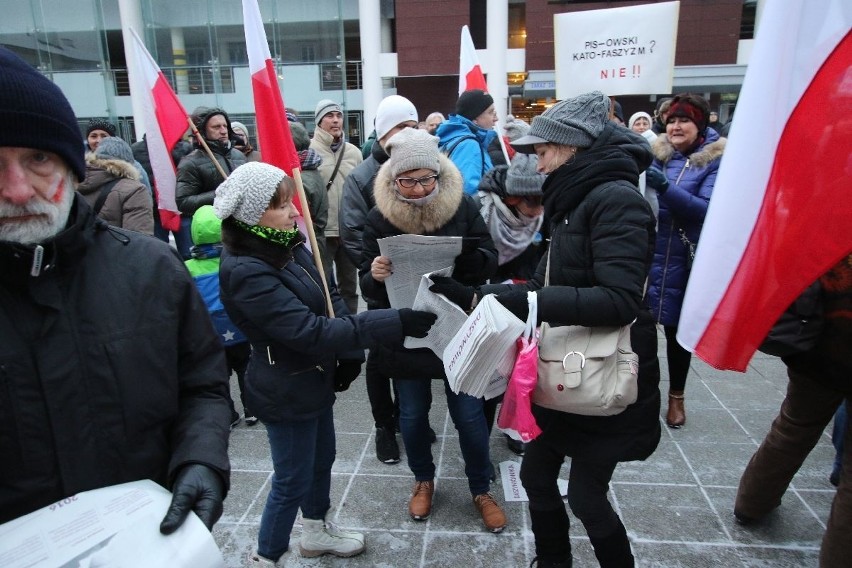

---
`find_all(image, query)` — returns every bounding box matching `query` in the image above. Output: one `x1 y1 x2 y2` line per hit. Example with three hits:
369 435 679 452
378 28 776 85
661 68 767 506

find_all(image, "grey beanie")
290 122 311 151
95 136 135 164
502 115 531 142
505 154 545 196
315 99 342 124
385 128 441 178
213 162 287 225
230 121 250 140
511 91 610 154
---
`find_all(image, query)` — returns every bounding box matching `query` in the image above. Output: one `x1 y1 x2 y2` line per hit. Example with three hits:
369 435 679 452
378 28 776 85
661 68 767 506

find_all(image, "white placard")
554 1 679 98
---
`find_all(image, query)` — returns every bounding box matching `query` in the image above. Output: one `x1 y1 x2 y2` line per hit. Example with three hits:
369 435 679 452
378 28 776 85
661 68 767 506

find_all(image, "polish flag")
128 28 188 231
241 0 302 212
459 25 488 94
677 0 851 371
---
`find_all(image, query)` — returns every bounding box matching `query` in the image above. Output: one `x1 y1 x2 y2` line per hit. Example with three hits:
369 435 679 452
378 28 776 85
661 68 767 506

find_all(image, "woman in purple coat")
645 94 726 428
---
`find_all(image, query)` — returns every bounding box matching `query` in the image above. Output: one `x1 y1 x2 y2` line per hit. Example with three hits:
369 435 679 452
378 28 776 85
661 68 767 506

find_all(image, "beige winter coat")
77 155 154 235
309 126 362 237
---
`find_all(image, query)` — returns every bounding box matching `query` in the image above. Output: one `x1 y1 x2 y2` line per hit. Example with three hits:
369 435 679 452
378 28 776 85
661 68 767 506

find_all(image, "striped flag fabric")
677 0 851 371
241 0 302 212
127 28 188 232
459 25 488 94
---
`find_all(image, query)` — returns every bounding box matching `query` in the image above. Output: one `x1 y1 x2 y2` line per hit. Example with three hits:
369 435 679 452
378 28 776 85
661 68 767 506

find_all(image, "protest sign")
554 1 679 98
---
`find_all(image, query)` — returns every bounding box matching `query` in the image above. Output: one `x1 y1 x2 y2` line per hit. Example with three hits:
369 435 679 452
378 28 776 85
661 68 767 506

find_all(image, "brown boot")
666 391 685 428
473 492 507 533
409 480 434 520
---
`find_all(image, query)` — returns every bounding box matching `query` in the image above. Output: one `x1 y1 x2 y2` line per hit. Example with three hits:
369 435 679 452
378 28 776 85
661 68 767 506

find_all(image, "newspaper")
403 267 468 354
443 294 525 399
0 480 224 568
377 234 462 309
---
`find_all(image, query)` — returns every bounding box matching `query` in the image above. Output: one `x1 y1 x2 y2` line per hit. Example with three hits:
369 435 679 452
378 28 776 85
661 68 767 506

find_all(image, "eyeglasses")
396 174 439 189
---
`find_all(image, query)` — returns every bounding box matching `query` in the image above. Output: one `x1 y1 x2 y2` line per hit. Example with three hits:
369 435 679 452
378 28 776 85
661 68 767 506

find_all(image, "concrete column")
117 0 146 140
359 0 382 136
170 27 189 95
486 0 509 125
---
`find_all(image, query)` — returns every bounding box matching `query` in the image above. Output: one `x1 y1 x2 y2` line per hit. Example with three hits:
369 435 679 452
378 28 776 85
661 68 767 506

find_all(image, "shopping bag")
497 292 543 442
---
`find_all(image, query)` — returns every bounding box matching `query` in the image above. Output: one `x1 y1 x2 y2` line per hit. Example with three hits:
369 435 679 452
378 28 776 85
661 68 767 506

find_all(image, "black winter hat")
0 47 86 181
456 89 494 121
86 118 117 137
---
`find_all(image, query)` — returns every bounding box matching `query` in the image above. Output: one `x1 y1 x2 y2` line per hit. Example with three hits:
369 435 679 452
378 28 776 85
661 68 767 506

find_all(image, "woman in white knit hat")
359 128 508 534
431 91 661 567
214 161 436 566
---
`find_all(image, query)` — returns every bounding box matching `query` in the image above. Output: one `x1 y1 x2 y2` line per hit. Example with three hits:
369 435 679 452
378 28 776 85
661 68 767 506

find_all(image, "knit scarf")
298 148 322 170
234 219 300 248
479 192 543 265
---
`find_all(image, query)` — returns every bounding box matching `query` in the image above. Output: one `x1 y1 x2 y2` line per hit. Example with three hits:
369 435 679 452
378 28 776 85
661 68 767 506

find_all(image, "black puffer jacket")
219 221 405 421
340 139 390 265
175 143 246 217
359 154 497 380
482 123 661 462
0 196 231 524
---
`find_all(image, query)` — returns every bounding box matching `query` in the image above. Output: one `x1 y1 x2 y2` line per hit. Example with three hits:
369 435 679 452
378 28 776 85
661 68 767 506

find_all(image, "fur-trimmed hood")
77 154 142 198
373 153 465 234
651 130 726 167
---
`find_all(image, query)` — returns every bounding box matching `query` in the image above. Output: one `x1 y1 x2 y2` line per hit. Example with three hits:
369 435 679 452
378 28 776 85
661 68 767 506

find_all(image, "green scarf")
234 219 300 248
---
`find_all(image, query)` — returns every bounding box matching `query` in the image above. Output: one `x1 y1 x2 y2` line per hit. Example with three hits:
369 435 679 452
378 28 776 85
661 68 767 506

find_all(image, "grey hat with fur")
511 91 610 154
213 162 287 225
505 154 545 196
385 128 441 178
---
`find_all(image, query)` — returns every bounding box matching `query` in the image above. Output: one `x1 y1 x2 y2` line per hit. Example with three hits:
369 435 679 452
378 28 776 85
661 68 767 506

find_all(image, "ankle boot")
666 390 685 428
299 516 365 558
529 507 572 565
588 520 634 568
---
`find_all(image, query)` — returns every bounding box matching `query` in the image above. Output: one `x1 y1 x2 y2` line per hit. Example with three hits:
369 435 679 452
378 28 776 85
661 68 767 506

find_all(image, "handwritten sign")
554 1 679 98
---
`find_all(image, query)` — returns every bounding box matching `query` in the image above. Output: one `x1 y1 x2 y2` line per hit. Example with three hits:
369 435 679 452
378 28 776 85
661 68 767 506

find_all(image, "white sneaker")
246 550 277 567
298 517 365 558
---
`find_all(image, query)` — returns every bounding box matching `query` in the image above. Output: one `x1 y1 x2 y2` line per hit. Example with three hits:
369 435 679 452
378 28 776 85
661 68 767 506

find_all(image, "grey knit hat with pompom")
385 128 441 178
213 162 287 225
511 91 610 154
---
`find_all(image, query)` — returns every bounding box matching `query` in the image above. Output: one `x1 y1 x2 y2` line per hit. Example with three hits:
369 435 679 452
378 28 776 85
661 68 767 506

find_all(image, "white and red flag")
459 25 488 94
677 0 851 371
127 28 188 232
241 0 302 212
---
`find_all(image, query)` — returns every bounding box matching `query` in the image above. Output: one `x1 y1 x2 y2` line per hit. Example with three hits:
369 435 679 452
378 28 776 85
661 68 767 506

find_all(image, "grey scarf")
478 192 543 265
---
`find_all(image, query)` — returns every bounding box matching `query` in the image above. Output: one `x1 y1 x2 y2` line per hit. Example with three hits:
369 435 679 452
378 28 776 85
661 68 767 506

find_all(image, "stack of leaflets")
443 294 525 399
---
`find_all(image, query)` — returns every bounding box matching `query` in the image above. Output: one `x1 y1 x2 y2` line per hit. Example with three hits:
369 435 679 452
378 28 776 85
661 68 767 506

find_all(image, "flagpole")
186 116 230 181
292 168 335 317
494 119 511 164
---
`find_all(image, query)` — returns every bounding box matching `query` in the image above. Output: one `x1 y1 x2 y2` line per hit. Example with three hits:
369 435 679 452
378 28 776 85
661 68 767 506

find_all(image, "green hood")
191 205 222 246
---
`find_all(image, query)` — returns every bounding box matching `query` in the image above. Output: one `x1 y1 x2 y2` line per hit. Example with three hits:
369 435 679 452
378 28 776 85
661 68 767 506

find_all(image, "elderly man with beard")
0 47 231 536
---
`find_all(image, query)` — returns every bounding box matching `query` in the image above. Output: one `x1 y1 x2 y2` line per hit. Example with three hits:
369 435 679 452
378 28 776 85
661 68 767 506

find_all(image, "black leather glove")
453 250 488 283
429 276 476 310
645 166 669 194
160 464 225 534
495 290 530 322
398 308 438 338
334 359 362 392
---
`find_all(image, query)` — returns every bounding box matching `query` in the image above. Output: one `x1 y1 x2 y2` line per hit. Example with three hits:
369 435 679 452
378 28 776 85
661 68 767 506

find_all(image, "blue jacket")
436 114 497 195
647 130 726 326
219 221 404 421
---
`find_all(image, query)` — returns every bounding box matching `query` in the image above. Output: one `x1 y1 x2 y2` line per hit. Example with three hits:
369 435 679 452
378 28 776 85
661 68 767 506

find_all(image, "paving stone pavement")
214 330 837 567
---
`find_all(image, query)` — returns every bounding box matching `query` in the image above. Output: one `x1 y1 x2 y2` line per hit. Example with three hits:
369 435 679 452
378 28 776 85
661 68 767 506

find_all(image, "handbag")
497 292 543 442
533 250 640 416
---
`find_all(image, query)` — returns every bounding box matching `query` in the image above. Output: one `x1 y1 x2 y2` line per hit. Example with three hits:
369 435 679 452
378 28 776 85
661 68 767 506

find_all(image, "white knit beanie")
628 111 653 130
374 95 418 142
385 128 441 178
213 162 287 225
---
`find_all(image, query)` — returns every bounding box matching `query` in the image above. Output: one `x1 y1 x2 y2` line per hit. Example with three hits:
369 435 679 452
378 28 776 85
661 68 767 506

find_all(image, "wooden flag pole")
187 116 229 181
291 168 335 317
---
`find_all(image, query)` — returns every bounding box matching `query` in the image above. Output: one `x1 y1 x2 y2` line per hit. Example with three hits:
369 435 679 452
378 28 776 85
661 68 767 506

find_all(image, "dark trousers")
365 349 398 430
735 368 851 568
226 342 251 416
663 325 692 392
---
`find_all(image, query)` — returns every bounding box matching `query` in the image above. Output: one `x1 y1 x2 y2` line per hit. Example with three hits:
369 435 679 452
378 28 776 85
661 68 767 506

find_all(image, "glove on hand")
334 359 362 392
429 276 476 311
398 308 438 338
495 290 530 322
645 167 669 194
160 464 225 534
453 250 488 284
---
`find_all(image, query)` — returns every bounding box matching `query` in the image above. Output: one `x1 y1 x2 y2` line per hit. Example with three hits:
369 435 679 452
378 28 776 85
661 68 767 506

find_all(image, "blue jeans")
395 378 492 495
257 406 335 562
833 402 848 478
173 216 194 260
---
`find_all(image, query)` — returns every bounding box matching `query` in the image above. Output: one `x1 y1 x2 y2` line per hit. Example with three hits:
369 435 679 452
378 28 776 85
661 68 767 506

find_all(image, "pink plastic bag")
497 292 542 442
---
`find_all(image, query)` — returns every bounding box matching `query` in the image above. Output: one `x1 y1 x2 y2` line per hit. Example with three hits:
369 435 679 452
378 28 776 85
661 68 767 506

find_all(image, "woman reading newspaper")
430 91 661 567
358 128 508 533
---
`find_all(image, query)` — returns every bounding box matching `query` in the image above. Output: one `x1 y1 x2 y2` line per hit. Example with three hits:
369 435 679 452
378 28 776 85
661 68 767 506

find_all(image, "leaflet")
377 234 462 309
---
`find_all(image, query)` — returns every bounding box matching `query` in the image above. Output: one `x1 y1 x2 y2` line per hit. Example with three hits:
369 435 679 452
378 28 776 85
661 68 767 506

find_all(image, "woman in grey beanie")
431 91 661 567
214 161 436 566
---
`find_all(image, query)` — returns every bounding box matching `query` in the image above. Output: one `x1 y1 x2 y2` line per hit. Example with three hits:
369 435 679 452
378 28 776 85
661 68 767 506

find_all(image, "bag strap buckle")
562 351 586 370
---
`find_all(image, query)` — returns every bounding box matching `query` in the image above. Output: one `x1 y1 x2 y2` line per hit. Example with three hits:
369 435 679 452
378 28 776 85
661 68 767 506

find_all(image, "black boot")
529 507 572 567
588 520 634 568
